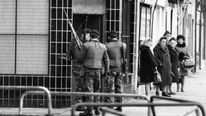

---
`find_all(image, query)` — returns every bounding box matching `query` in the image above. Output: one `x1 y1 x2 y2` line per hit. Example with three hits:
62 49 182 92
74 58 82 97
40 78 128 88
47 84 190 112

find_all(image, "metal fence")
0 86 205 116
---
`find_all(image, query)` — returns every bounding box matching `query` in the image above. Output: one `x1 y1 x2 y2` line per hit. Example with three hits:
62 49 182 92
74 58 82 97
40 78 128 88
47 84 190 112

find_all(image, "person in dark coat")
140 39 157 96
153 37 172 97
167 37 180 94
176 35 189 92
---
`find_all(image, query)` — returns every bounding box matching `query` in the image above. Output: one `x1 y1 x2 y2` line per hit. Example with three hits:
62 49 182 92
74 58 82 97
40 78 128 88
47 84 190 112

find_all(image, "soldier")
60 28 91 110
79 29 109 116
105 31 127 112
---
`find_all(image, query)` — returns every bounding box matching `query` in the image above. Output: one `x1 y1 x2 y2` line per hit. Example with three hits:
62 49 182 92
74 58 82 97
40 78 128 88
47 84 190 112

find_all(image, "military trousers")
83 70 101 113
104 71 123 103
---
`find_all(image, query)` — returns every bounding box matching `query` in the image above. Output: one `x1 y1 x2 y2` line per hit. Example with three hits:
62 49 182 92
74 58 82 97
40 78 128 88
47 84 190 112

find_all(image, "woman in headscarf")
139 39 157 96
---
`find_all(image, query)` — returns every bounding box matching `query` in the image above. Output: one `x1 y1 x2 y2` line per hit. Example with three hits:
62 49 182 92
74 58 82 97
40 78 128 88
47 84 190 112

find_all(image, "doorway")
73 14 104 42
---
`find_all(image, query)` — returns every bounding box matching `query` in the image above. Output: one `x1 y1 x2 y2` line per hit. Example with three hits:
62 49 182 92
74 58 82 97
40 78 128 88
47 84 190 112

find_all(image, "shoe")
115 107 122 112
167 92 176 95
155 92 159 96
79 112 93 116
181 89 184 92
162 92 171 97
95 109 100 115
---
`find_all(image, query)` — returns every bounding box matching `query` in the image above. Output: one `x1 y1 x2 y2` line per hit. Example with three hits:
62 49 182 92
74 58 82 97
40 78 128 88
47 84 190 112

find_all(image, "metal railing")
150 95 205 116
101 107 127 116
21 91 150 116
0 86 52 115
0 86 205 116
72 101 205 116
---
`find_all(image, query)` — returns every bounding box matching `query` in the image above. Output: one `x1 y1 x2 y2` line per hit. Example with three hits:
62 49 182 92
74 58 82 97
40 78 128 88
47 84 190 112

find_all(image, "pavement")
122 68 206 116
0 68 206 116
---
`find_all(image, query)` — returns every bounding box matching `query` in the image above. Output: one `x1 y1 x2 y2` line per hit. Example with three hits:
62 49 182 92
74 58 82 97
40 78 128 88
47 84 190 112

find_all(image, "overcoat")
140 45 157 83
176 43 189 76
153 43 172 86
167 45 180 82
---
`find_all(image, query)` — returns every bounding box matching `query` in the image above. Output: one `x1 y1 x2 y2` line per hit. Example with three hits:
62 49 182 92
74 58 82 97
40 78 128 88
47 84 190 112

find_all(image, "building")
0 0 138 108
0 0 204 108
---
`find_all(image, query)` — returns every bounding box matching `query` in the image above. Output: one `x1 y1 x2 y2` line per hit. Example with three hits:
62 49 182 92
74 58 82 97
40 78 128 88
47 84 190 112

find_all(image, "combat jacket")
106 40 126 71
67 38 85 68
82 39 109 72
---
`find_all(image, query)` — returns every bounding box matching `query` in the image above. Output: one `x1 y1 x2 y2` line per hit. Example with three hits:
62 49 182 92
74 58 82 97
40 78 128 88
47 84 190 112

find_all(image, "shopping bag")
183 59 195 69
153 71 162 85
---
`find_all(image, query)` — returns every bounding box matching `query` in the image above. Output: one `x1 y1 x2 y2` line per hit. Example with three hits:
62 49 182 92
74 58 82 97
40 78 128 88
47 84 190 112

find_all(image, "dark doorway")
73 14 104 42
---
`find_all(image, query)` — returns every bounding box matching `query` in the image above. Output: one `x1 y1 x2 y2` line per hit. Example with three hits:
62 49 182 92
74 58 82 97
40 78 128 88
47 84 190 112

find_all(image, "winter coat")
167 45 180 82
153 43 172 86
140 45 157 83
176 43 189 76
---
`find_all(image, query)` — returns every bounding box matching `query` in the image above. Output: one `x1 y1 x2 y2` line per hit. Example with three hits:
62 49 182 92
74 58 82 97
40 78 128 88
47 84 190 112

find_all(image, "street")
122 68 206 116
0 68 206 116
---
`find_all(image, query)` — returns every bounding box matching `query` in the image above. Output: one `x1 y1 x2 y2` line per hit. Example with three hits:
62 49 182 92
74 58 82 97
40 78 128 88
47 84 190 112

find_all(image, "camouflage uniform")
105 33 126 110
66 37 85 103
80 30 109 115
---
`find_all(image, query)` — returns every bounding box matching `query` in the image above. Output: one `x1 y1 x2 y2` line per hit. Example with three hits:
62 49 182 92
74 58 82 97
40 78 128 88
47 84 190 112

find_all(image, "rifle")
63 9 82 50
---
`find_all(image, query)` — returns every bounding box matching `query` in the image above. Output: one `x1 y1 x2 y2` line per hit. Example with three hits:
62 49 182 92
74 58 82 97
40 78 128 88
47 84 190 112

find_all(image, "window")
0 0 48 74
139 4 151 41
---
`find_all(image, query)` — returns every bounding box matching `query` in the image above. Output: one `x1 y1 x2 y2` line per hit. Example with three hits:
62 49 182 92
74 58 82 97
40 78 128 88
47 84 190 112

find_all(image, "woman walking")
153 37 172 97
139 39 157 96
176 35 189 92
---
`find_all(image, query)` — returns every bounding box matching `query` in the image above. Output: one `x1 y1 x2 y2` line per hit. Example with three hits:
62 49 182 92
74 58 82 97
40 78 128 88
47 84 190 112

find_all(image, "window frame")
139 3 152 41
0 0 50 75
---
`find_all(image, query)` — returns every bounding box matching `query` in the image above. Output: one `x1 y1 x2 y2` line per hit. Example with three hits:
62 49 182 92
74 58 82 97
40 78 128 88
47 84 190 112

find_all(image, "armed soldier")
60 28 91 110
105 31 127 112
79 29 109 116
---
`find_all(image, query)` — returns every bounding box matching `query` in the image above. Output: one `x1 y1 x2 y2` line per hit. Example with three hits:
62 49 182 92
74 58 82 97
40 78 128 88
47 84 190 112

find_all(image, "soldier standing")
60 28 91 110
79 29 109 116
105 31 127 112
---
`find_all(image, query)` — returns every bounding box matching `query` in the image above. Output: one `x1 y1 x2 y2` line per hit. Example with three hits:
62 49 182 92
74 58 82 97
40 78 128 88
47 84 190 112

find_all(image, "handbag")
153 70 162 84
183 59 195 69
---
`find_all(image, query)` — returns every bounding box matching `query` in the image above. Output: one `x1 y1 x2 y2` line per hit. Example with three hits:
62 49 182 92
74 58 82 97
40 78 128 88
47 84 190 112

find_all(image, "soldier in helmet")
105 31 127 112
79 29 109 116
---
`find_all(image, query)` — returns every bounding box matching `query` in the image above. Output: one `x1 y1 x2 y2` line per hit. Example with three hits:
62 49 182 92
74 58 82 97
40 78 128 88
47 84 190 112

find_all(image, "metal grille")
0 0 72 108
49 0 72 108
105 0 120 33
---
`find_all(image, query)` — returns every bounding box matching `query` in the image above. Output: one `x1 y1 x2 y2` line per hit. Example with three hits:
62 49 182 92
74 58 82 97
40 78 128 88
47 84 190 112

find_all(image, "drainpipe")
199 5 202 70
133 0 140 93
150 0 158 39
194 0 197 72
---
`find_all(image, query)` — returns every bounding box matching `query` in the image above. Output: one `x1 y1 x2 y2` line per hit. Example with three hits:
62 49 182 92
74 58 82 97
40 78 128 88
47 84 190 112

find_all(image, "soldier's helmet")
90 29 100 39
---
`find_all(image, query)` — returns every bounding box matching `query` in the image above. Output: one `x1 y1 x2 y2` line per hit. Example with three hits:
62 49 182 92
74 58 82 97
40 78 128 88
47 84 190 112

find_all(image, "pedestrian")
153 37 172 97
139 39 157 96
59 28 91 110
105 31 126 112
176 35 189 92
163 30 172 42
167 37 180 94
80 29 109 116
